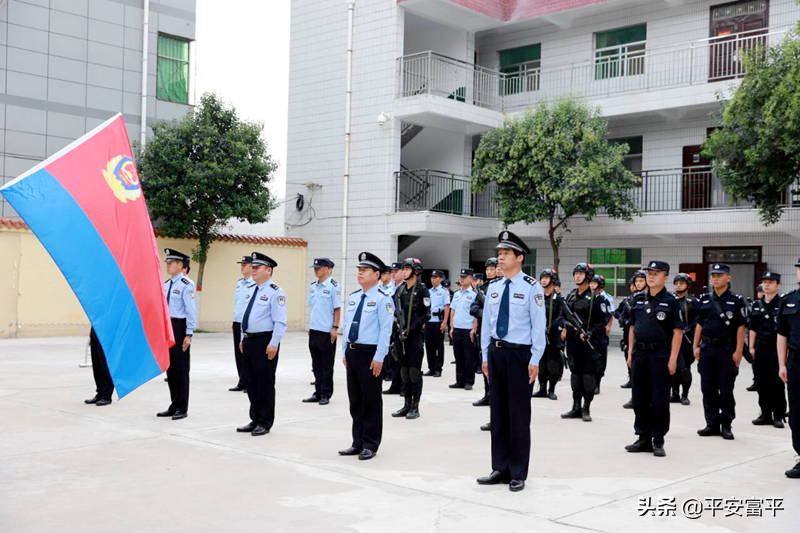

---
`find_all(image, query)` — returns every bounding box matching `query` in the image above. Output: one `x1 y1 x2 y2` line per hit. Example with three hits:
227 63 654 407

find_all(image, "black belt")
635 341 670 350
243 331 273 339
491 338 532 350
347 343 376 350
171 317 186 323
702 336 734 346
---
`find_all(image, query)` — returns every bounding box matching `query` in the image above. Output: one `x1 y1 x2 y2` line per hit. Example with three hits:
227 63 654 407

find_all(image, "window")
610 136 643 173
499 44 541 95
589 248 642 298
157 34 190 104
704 248 760 263
595 24 646 80
522 250 537 277
712 1 767 21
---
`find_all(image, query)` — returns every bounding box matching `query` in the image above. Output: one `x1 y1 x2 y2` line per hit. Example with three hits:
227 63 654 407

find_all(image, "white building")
286 0 800 303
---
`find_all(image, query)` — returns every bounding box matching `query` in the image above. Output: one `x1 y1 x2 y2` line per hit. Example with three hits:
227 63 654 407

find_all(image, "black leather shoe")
84 395 100 405
746 382 757 392
669 392 681 403
229 385 245 392
449 383 464 389
593 386 600 395
680 396 691 406
423 370 436 377
774 419 785 428
383 388 401 395
464 384 473 391
171 411 187 420
310 380 316 386
358 449 376 460
620 380 632 389
476 470 508 485
480 422 491 431
95 398 112 406
237 422 256 432
383 375 392 381
653 440 666 457
548 392 558 401
697 425 721 437
472 396 490 407
302 394 320 403
509 480 525 492
164 377 168 382
785 460 800 478
433 371 442 377
338 446 362 456
251 425 270 436
531 387 548 398
622 400 633 409
156 410 175 417
561 401 582 419
721 426 734 440
752 415 773 426
319 396 330 405
625 437 653 453
581 405 592 422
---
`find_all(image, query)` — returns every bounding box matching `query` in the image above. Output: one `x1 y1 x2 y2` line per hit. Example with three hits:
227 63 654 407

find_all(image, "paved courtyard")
0 332 796 532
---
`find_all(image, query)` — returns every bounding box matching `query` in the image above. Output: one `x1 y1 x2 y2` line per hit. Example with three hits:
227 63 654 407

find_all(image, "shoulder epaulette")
377 288 389 297
489 278 502 284
350 289 361 296
331 279 338 287
270 283 279 290
523 275 538 286
181 277 190 285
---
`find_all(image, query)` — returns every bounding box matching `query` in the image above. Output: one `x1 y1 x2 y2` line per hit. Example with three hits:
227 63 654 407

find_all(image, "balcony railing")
395 166 800 218
396 26 789 112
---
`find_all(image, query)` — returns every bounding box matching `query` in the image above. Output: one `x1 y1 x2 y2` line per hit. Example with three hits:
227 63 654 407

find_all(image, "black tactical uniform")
561 264 608 422
696 264 746 438
471 276 498 407
391 258 431 419
672 274 700 405
749 272 786 426
778 269 800 478
85 328 115 405
533 269 565 400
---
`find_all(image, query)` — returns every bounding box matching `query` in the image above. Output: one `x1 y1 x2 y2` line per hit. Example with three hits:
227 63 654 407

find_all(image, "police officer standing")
560 263 607 422
84 328 114 406
384 262 405 393
338 252 394 461
391 258 431 419
589 275 614 395
236 252 288 436
471 265 498 408
424 270 450 378
672 273 700 405
778 257 800 478
693 263 746 440
749 271 786 428
230 256 256 392
304 258 342 406
449 269 479 391
625 261 683 457
477 231 546 492
532 269 565 400
158 249 197 420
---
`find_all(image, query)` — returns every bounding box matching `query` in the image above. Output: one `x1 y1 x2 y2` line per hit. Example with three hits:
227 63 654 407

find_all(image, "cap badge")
502 231 508 240
650 262 656 268
360 253 366 261
714 264 719 269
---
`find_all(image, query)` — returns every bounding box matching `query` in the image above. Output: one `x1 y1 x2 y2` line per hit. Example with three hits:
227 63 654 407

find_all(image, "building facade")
0 0 197 218
286 0 800 304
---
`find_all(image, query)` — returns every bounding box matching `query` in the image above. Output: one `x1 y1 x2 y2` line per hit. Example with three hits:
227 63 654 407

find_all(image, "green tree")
703 24 800 225
137 92 277 295
472 98 640 271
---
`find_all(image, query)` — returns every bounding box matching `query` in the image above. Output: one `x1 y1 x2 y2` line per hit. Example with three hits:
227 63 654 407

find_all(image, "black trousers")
425 323 445 372
167 318 190 413
400 331 424 396
671 343 694 393
309 329 337 399
755 346 786 419
631 348 672 440
452 328 477 386
788 351 800 456
566 339 598 403
345 346 383 452
242 333 280 428
595 338 609 381
538 342 563 385
698 344 738 427
232 322 244 387
89 329 114 400
488 343 533 481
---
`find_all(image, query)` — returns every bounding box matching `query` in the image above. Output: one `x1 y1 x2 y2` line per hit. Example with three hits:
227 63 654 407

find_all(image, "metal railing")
394 166 800 218
396 26 789 112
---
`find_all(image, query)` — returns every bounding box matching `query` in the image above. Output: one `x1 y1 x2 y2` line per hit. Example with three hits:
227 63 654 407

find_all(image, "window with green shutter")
595 24 646 80
499 44 541 95
157 34 190 104
588 248 642 297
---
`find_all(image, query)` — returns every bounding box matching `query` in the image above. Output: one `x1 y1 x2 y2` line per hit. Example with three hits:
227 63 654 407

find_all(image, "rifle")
560 302 595 351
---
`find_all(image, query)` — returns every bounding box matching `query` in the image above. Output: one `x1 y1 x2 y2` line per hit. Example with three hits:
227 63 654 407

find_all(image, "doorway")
709 1 769 81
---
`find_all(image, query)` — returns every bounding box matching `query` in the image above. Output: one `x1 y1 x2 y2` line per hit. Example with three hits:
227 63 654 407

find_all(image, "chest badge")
491 293 498 298
726 311 733 319
656 311 666 321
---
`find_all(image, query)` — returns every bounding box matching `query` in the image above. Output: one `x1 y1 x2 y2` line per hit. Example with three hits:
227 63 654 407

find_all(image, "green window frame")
609 136 643 173
499 44 541 95
589 248 642 298
594 24 646 80
157 34 190 104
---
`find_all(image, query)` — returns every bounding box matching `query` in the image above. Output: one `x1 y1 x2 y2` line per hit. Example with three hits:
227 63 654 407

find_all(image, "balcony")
396 27 789 116
395 166 800 217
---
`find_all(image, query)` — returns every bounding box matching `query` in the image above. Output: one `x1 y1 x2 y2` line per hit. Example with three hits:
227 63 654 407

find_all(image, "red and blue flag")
0 114 173 397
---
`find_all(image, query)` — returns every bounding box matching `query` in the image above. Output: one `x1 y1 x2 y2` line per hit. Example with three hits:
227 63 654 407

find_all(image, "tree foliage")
704 24 800 225
472 97 640 270
136 93 278 289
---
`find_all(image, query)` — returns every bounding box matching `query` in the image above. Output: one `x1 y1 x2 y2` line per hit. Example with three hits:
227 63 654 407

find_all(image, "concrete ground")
0 332 796 533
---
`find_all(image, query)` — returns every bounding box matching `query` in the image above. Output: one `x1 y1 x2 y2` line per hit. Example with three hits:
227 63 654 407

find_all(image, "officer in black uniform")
383 262 404 392
625 261 684 457
471 261 499 408
619 271 648 409
671 273 700 406
746 285 764 392
84 328 115 406
749 271 786 428
391 258 431 419
424 269 450 378
693 263 746 440
589 275 613 395
560 263 607 422
532 269 565 400
778 257 800 478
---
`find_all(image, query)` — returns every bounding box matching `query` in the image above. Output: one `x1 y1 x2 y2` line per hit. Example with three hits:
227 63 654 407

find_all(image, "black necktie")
349 294 367 343
166 279 174 306
242 287 259 332
497 279 511 338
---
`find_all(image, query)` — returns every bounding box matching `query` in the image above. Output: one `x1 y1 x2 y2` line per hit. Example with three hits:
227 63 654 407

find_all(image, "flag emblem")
103 155 141 203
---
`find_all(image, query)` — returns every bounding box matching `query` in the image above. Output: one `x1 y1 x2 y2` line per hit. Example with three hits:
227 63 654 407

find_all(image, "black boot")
392 394 411 418
406 394 420 419
581 400 592 422
680 383 691 405
752 413 773 426
548 380 558 401
669 387 680 403
746 380 757 392
561 399 582 419
593 378 601 396
532 382 548 398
